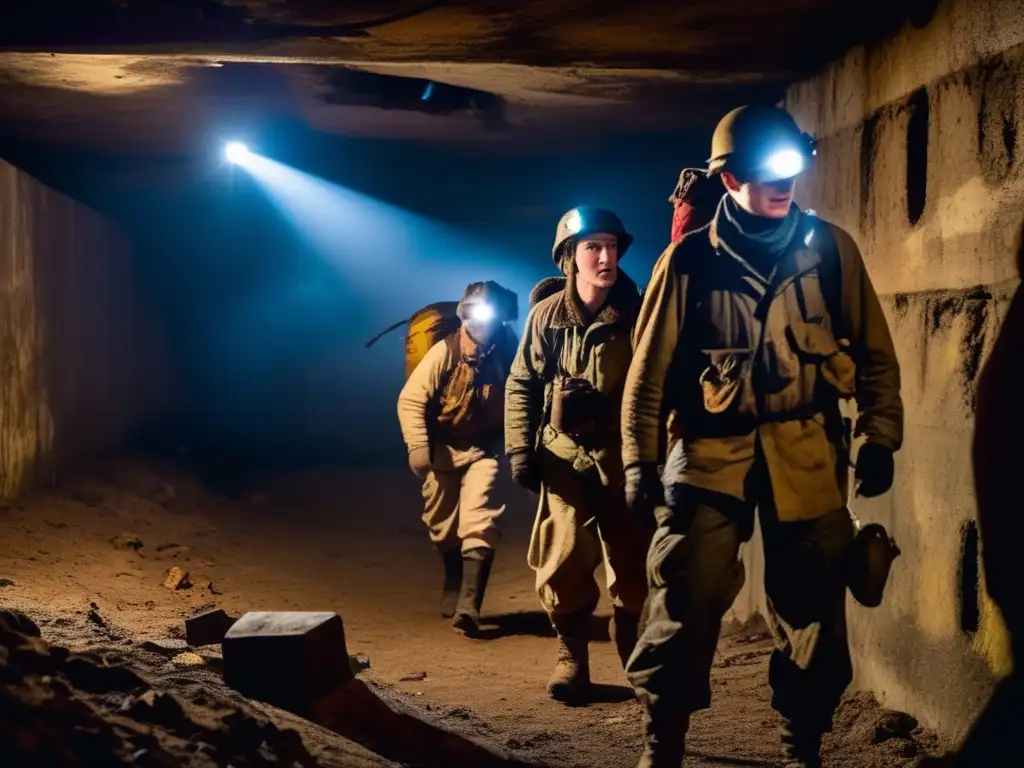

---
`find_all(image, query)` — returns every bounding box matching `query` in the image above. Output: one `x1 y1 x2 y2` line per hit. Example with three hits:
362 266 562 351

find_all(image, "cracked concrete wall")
0 157 171 498
780 0 1024 742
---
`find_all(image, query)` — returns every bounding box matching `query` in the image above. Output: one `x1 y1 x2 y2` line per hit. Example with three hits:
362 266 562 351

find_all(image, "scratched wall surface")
0 157 170 498
778 0 1024 742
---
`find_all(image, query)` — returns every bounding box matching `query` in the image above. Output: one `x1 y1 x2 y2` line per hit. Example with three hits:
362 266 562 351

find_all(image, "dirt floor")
0 456 951 767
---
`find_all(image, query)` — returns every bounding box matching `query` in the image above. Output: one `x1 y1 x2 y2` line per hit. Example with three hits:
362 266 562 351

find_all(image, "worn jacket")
505 273 641 472
398 325 517 470
621 208 903 521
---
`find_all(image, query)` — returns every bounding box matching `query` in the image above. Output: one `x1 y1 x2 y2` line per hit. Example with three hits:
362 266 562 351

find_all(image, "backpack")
669 168 723 242
364 301 462 381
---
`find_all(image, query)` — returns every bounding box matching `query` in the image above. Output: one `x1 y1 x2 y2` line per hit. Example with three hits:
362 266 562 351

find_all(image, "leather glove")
510 451 542 494
625 462 662 517
854 442 894 498
408 446 432 479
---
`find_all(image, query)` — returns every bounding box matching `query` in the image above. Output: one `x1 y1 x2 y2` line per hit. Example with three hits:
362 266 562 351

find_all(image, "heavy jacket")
505 273 641 464
621 207 903 521
398 325 517 470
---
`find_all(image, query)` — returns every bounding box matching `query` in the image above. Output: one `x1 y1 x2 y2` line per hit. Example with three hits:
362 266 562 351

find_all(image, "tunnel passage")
906 87 929 226
958 519 981 635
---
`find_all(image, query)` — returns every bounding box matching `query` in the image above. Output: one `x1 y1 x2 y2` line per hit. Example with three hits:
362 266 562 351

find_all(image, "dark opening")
1003 116 1017 169
959 520 980 634
906 87 929 226
909 0 939 29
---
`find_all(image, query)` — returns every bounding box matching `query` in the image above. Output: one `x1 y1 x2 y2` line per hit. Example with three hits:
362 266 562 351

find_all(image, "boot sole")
452 612 481 637
546 681 592 705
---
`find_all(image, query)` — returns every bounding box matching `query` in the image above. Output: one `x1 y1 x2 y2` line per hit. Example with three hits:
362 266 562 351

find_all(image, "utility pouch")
550 377 607 436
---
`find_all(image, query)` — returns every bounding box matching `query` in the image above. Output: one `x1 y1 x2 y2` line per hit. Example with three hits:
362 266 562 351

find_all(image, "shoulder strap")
804 213 845 337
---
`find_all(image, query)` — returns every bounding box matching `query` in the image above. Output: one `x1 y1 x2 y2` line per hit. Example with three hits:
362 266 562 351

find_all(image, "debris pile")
0 610 321 767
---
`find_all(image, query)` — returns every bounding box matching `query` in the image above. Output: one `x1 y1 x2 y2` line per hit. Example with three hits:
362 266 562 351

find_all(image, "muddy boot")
611 606 641 671
440 550 463 618
636 713 688 768
780 720 822 768
547 610 592 704
452 547 493 637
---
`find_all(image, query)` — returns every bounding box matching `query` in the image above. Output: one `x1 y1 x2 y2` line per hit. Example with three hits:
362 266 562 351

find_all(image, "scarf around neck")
716 195 801 277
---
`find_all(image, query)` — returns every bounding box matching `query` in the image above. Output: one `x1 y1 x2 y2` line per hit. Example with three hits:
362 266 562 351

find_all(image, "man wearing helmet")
505 207 652 704
621 106 904 767
397 280 519 637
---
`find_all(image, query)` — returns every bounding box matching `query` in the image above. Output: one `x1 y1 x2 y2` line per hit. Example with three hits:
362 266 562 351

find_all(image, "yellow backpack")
365 301 462 381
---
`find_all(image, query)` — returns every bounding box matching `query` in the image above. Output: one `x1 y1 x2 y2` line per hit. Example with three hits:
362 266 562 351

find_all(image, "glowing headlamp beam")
764 148 804 180
225 142 251 165
469 302 496 322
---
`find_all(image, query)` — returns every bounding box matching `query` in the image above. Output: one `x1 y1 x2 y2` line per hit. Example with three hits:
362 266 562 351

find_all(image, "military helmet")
707 105 818 182
457 280 518 324
846 521 901 608
551 206 634 266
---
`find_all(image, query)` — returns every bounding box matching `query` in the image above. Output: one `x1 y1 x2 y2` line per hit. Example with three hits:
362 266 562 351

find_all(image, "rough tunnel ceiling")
0 0 913 155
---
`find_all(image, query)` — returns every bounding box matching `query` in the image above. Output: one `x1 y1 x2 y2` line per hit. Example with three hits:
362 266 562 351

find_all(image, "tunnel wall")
778 0 1024 742
0 157 170 498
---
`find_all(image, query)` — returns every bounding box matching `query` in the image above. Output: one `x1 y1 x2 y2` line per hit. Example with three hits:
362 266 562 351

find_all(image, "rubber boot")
440 550 463 619
452 547 494 637
611 606 641 671
547 610 592 704
780 719 822 768
636 713 688 768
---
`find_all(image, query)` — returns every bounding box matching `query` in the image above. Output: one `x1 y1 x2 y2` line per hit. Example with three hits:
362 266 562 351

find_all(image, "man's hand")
854 442 894 498
408 446 432 479
625 462 662 517
510 451 542 494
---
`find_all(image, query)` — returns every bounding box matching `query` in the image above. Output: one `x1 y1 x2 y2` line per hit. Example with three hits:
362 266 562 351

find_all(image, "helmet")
707 105 818 183
551 206 634 266
457 280 518 324
846 521 901 608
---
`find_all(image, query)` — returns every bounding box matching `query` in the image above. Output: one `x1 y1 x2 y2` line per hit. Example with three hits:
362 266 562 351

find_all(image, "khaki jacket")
621 209 903 521
505 273 641 474
398 326 516 470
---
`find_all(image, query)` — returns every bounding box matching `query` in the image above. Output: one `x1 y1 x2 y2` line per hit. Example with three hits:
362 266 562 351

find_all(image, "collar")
547 270 640 329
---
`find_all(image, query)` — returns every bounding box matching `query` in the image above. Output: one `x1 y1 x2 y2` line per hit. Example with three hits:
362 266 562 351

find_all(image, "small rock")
87 609 106 627
185 608 236 647
141 638 189 656
111 532 144 552
163 567 191 591
349 654 371 674
0 578 14 587
155 542 182 552
171 652 206 666
0 609 40 636
400 671 427 682
874 710 919 743
193 577 222 595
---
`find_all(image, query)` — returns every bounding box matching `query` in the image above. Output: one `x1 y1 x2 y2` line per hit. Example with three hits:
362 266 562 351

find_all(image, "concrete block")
185 608 236 647
222 611 352 714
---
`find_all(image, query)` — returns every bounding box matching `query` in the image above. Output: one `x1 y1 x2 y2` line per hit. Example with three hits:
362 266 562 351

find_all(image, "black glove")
854 442 894 498
510 451 542 494
408 446 432 479
625 462 662 517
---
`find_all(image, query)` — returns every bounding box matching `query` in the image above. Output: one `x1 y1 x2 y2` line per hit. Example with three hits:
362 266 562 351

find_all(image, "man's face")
574 234 619 290
723 172 797 219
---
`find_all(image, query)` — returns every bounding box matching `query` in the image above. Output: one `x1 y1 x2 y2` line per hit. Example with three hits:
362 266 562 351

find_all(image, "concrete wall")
779 0 1024 742
0 157 170 498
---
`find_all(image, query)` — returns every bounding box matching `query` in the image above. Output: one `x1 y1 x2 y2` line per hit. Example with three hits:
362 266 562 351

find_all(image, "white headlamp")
469 302 496 323
764 148 805 181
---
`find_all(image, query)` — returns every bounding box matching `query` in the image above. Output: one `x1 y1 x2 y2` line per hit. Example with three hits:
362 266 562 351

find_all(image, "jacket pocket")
698 348 755 415
785 324 857 399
